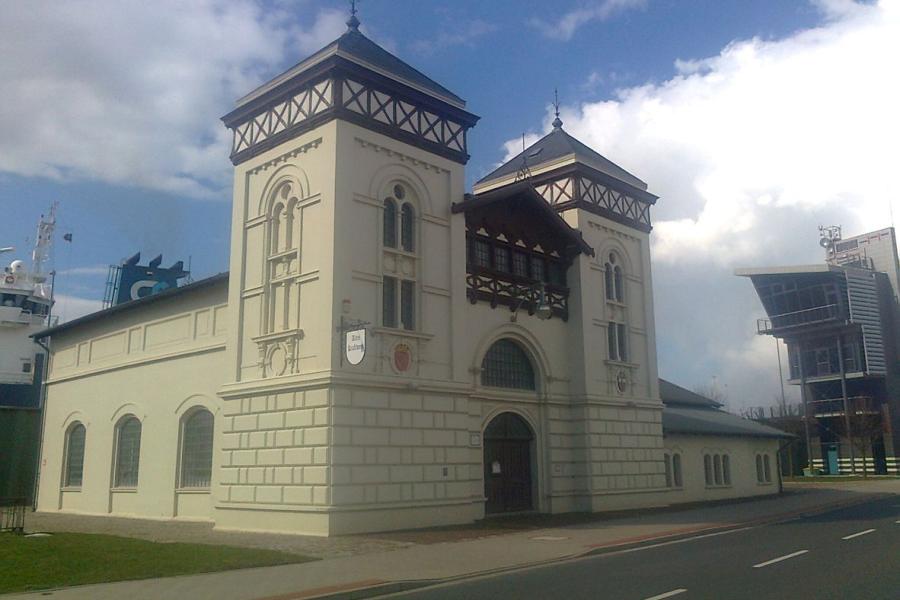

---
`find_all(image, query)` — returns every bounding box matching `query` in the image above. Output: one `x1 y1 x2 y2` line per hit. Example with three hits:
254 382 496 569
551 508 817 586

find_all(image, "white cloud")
409 19 498 55
52 294 103 323
0 1 346 198
502 0 899 406
530 0 647 41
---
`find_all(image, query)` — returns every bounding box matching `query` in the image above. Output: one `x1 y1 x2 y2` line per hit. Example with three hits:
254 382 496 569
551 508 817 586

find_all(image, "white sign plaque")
345 328 366 365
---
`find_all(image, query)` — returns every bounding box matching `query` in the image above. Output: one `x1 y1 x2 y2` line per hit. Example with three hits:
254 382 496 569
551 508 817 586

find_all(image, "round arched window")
481 339 536 390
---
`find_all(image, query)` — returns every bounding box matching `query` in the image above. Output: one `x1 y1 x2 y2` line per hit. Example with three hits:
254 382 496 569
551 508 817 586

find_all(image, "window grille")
401 204 414 252
531 257 545 282
482 339 536 390
493 246 510 273
512 251 529 279
383 198 397 248
383 276 397 328
64 423 86 488
474 239 491 268
114 417 142 488
181 410 214 489
401 280 415 330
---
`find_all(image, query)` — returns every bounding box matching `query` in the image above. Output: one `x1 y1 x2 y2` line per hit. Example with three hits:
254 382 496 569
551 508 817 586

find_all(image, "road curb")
273 492 890 600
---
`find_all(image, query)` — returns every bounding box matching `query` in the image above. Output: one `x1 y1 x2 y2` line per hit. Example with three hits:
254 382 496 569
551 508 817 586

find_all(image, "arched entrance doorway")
483 412 534 514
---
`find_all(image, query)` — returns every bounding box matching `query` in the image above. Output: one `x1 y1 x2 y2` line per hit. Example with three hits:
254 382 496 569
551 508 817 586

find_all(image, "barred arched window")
64 423 86 488
113 416 142 488
180 409 214 489
401 203 415 252
481 339 535 390
383 198 397 248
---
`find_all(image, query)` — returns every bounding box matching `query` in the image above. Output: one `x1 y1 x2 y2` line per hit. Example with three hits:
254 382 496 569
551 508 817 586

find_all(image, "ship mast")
31 202 57 299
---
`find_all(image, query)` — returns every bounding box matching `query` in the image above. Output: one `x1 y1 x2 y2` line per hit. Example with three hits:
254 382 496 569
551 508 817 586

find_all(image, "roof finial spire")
347 0 360 31
552 88 563 129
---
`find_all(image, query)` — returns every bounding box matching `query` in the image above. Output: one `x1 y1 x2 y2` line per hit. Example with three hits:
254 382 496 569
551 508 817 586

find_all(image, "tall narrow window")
494 246 510 273
271 202 284 253
180 409 214 489
608 322 618 361
114 417 142 488
673 453 683 487
763 454 771 483
401 280 415 330
604 261 614 300
64 423 86 488
383 276 397 328
614 266 624 302
722 455 731 485
512 251 529 279
756 455 764 482
713 454 723 485
474 239 491 268
617 323 628 362
383 198 397 248
482 339 536 390
401 204 414 252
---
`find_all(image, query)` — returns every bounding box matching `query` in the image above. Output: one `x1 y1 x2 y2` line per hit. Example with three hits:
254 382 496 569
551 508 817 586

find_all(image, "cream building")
34 15 788 535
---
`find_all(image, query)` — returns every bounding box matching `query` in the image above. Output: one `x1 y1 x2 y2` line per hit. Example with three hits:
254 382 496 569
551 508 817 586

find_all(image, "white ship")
0 204 56 392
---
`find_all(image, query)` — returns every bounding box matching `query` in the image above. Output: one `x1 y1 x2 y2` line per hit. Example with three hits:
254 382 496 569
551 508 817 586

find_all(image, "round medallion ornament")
393 343 413 372
267 344 289 377
616 370 629 394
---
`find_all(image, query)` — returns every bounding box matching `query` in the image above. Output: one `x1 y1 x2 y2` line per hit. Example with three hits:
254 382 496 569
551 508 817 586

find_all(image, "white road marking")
752 550 809 568
842 528 876 540
643 589 688 600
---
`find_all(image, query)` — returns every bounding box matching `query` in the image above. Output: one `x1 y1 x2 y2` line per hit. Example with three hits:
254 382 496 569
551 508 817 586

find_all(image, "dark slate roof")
662 405 792 439
659 378 722 408
33 273 229 340
238 26 465 109
476 126 647 190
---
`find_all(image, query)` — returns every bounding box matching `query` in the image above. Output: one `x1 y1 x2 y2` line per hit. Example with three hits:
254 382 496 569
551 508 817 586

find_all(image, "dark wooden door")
483 413 534 514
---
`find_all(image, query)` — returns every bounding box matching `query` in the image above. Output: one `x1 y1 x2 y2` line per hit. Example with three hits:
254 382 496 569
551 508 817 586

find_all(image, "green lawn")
0 532 313 594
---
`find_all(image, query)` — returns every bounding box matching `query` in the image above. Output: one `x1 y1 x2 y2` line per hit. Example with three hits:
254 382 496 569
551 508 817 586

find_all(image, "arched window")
481 339 536 390
722 455 731 485
113 416 142 488
401 203 415 252
763 454 771 483
604 257 615 301
180 409 214 489
756 455 764 482
63 423 86 488
673 453 683 487
271 202 285 253
383 198 397 248
605 253 625 302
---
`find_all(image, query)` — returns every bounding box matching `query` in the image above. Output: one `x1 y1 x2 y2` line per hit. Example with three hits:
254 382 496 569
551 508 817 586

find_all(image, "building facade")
737 228 900 475
35 16 787 535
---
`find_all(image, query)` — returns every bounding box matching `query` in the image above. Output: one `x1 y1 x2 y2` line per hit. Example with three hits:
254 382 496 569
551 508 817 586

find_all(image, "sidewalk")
11 480 899 600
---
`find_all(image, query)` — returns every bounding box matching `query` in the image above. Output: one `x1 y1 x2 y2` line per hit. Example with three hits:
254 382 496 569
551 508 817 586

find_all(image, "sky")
1 0 898 412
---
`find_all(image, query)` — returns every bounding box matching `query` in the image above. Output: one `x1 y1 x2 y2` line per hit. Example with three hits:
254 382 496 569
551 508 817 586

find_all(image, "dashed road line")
752 550 809 568
643 589 688 600
842 528 876 540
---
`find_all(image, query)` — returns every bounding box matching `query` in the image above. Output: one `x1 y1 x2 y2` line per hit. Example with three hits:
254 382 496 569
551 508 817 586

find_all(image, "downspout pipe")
31 336 50 512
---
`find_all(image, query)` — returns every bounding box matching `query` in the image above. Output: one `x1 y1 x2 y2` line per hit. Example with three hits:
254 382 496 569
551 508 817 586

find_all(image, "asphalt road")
379 494 900 600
